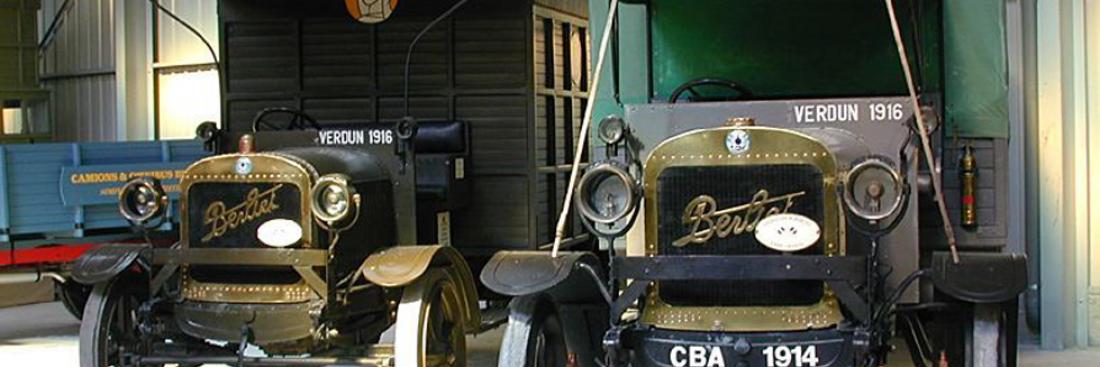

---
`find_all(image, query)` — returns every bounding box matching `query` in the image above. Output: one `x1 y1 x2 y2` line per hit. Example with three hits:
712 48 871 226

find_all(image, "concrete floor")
0 301 502 366
1 301 1098 366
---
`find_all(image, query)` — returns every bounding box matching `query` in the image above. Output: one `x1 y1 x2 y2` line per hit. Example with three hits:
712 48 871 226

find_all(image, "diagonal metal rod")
884 0 959 263
552 0 620 257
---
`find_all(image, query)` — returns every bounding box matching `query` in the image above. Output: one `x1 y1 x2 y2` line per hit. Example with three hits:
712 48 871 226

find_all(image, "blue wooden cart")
0 140 206 243
0 139 207 317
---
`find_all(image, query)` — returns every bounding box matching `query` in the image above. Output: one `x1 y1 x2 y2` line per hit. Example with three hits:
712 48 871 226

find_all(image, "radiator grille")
187 182 302 249
656 164 825 307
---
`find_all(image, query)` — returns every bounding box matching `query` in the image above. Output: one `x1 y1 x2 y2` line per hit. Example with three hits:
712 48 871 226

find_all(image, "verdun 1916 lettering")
673 189 806 247
202 184 284 242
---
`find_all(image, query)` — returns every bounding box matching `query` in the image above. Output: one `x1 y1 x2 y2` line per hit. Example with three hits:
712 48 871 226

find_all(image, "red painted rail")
0 244 96 267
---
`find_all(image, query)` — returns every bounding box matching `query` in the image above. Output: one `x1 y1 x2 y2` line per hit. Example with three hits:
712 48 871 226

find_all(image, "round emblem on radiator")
725 129 751 154
235 157 253 175
754 213 820 252
345 0 399 24
258 219 303 248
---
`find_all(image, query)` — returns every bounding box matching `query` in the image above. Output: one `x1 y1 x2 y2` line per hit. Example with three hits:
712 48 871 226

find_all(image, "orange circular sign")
345 0 399 24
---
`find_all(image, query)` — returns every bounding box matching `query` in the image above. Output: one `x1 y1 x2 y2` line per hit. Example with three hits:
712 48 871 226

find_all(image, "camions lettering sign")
59 162 191 206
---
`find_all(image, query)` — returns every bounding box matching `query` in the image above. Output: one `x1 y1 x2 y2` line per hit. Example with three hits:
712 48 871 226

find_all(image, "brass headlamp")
310 174 361 227
843 158 905 222
119 177 169 224
575 163 639 225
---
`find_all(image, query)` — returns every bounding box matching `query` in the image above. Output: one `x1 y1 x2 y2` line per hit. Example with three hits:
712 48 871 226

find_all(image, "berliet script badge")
674 189 805 247
203 184 284 242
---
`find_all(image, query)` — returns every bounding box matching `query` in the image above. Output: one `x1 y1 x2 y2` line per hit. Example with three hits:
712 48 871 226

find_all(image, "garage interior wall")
153 0 218 140
1033 0 1100 349
38 0 117 142
38 0 219 142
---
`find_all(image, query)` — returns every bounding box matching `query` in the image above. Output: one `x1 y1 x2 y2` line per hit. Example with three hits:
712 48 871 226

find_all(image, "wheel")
499 296 569 367
967 302 1016 367
56 280 91 320
79 276 154 367
913 301 1016 367
395 269 467 367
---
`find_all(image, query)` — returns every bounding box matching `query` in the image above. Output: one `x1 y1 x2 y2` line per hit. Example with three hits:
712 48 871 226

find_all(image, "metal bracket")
294 266 327 299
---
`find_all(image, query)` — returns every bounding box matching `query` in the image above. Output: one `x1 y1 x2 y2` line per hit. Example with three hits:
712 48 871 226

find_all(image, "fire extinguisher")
960 145 977 229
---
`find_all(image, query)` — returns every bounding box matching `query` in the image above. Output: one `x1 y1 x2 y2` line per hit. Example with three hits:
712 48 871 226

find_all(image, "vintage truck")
71 0 594 366
482 1 1028 367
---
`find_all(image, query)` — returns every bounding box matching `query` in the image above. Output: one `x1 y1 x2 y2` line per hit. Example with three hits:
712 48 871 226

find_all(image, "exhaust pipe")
0 270 66 285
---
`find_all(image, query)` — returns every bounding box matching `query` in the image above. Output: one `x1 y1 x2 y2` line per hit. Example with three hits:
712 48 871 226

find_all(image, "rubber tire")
56 280 91 321
395 269 467 367
934 301 1015 367
498 296 570 367
966 302 1016 367
79 276 155 367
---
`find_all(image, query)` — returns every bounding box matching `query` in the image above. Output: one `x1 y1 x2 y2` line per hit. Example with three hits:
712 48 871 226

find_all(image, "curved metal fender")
360 245 480 331
931 251 1028 303
71 244 148 285
480 251 607 303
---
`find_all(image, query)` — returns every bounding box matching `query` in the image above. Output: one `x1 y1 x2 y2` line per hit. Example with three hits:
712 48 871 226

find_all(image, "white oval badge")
754 214 821 252
257 219 303 248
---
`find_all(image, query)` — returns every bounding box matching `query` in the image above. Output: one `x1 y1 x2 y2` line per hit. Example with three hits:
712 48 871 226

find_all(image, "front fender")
932 251 1028 303
360 245 480 331
480 251 607 304
71 244 148 285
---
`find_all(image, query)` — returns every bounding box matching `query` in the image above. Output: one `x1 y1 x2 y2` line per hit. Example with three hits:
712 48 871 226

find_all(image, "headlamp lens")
575 164 637 224
844 159 904 221
119 178 166 224
323 185 348 216
598 116 626 146
311 174 357 224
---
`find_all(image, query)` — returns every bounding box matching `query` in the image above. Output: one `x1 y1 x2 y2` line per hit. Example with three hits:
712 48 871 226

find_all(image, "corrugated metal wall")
1032 0 1100 349
155 0 218 66
153 0 220 139
47 75 116 141
39 0 118 142
37 0 221 142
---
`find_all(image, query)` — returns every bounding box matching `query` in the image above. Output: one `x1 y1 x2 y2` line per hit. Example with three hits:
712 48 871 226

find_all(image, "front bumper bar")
152 248 328 266
610 255 870 323
149 248 329 298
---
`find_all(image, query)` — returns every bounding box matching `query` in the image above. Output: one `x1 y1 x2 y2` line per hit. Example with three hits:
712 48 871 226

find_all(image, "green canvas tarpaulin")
943 0 1009 138
593 0 1009 139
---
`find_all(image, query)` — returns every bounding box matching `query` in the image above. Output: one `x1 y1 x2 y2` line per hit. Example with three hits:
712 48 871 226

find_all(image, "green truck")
482 1 1027 366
